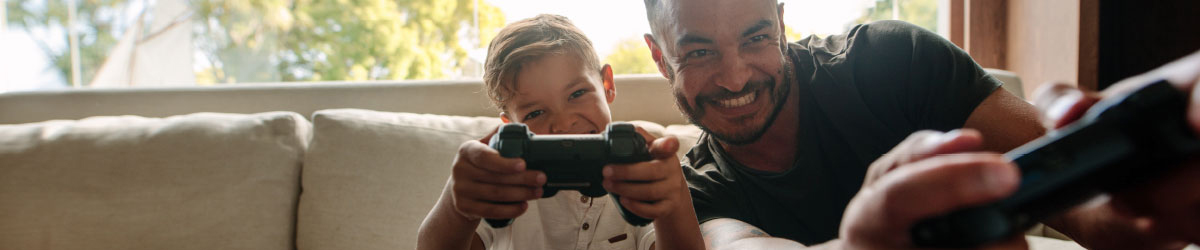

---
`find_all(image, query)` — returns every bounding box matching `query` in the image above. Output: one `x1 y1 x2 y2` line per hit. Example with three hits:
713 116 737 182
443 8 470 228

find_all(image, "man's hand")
602 127 688 220
865 129 985 187
449 127 546 221
843 130 1028 250
1032 50 1200 246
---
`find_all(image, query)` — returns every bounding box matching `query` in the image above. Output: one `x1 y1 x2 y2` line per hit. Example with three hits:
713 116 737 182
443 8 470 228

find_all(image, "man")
635 0 1200 249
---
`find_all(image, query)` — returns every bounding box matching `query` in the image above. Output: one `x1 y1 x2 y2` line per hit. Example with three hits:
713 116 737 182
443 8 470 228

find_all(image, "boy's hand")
601 127 688 219
449 127 547 221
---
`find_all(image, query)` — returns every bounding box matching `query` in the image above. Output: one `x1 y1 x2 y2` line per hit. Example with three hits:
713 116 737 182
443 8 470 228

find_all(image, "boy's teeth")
717 91 757 108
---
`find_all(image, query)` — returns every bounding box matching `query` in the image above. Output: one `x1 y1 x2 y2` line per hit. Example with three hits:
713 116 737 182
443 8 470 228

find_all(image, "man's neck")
718 78 802 173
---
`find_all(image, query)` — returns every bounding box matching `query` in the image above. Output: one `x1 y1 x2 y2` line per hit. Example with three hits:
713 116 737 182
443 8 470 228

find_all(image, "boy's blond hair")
483 14 602 110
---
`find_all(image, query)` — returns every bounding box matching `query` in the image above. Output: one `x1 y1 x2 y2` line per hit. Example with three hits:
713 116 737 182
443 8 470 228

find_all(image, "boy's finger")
603 178 676 202
473 170 546 187
459 140 526 174
455 181 542 203
633 125 660 144
456 199 529 219
603 161 670 182
649 136 680 160
619 196 673 219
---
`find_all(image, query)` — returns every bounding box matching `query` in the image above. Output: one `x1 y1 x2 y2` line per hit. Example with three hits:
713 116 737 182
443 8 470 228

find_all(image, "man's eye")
523 110 544 120
685 49 712 59
750 34 769 43
568 89 587 100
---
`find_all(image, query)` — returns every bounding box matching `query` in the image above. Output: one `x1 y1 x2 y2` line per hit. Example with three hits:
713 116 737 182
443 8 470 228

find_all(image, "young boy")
417 14 703 250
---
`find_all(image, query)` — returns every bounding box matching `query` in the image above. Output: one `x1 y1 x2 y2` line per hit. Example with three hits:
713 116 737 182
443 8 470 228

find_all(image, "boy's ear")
644 34 671 80
499 112 511 123
601 64 616 104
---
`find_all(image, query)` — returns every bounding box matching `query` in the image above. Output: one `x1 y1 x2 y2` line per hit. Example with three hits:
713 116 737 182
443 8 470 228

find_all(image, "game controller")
910 80 1200 248
483 122 654 228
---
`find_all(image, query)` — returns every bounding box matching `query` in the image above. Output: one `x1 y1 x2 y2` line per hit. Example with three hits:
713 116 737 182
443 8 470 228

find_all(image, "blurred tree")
7 0 506 85
785 25 806 43
853 0 938 33
6 0 125 87
193 0 506 82
603 37 657 75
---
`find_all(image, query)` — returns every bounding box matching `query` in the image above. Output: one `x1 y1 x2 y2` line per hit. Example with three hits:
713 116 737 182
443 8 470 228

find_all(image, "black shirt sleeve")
681 158 741 224
846 20 1002 132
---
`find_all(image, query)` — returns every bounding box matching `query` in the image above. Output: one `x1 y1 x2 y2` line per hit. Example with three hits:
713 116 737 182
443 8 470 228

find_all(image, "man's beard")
670 63 793 145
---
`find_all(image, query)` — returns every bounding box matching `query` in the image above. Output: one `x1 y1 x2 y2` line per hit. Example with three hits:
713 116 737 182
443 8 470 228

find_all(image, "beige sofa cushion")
297 109 503 250
0 112 310 250
296 109 698 250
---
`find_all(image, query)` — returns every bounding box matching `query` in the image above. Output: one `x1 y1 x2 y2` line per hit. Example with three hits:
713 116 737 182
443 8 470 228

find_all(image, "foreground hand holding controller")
911 80 1200 248
484 122 654 228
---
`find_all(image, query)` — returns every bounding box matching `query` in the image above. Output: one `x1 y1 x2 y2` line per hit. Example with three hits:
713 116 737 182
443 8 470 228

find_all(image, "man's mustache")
693 79 774 107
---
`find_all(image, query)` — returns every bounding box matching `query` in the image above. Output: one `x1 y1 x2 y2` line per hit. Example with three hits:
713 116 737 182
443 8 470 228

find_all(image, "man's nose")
715 53 752 92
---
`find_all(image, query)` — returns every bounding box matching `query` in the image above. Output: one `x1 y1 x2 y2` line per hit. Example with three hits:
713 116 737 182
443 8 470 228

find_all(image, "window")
0 0 941 92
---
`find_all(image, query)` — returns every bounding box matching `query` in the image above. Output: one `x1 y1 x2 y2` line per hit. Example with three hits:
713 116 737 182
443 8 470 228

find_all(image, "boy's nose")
550 116 590 134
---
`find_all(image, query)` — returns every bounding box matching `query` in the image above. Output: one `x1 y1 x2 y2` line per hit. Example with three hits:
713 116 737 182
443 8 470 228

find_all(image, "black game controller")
910 80 1200 248
483 122 654 228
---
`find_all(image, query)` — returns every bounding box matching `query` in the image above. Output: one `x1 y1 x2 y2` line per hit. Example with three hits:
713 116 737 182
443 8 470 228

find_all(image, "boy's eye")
523 110 544 120
568 89 587 100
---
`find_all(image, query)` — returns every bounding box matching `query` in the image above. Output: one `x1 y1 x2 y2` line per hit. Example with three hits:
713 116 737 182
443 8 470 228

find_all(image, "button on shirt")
476 192 655 250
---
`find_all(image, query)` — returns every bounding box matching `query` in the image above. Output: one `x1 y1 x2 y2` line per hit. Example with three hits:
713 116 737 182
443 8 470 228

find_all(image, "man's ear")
601 64 616 104
644 34 671 80
777 2 789 46
499 112 511 123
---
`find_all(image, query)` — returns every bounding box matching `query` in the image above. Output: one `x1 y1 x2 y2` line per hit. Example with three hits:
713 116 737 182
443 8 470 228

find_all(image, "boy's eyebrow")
515 100 538 112
741 20 773 37
563 77 588 92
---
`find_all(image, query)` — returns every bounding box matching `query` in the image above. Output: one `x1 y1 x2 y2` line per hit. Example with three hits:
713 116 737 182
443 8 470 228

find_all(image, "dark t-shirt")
682 20 1002 245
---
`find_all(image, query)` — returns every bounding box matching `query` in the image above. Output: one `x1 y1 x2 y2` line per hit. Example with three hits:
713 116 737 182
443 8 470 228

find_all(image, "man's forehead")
654 0 779 42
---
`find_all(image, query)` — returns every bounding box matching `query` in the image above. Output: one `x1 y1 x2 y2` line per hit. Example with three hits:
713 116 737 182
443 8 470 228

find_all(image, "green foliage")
603 37 658 75
193 0 507 82
6 0 125 86
7 0 507 85
853 0 939 33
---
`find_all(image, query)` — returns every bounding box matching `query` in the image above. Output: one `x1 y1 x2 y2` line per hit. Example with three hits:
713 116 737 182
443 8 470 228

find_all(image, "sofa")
0 73 1097 250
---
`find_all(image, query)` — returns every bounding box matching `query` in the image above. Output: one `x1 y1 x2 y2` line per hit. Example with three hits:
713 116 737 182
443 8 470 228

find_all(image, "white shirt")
476 191 656 250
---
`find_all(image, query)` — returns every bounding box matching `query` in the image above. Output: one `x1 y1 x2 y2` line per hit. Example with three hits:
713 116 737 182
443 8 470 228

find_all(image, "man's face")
503 54 615 135
647 0 791 145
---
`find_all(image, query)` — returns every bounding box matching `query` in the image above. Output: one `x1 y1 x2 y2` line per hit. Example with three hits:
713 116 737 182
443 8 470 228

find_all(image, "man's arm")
962 87 1046 152
699 218 818 250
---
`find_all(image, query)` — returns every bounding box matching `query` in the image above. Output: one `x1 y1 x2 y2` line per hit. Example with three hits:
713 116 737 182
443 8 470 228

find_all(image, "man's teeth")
717 91 757 108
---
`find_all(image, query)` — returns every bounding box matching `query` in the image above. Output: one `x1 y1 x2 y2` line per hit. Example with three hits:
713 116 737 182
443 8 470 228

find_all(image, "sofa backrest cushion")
295 109 702 250
0 112 311 250
296 109 503 250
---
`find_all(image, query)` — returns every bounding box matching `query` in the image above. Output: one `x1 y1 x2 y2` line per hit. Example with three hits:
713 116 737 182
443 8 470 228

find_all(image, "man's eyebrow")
676 34 713 47
741 20 773 37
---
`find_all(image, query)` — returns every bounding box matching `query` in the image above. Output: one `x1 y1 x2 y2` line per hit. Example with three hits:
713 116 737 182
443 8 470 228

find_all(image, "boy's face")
502 53 616 135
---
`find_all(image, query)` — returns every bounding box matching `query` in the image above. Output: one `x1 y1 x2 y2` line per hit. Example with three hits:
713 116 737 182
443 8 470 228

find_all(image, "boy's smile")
502 53 616 135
